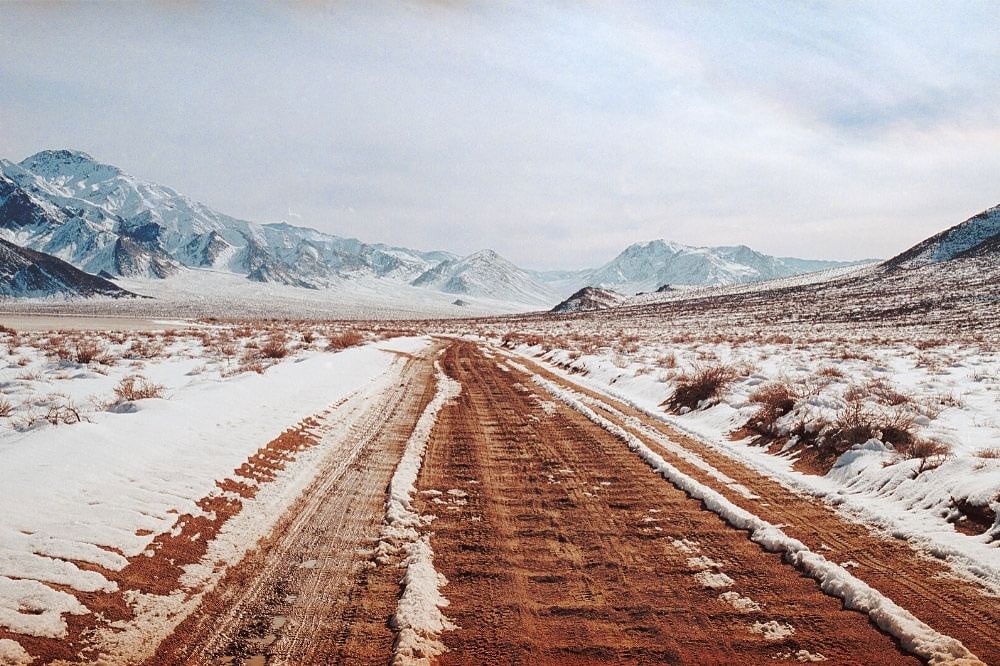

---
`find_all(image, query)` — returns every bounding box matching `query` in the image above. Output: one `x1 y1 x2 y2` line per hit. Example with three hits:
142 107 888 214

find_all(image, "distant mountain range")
1 150 871 306
548 203 1000 314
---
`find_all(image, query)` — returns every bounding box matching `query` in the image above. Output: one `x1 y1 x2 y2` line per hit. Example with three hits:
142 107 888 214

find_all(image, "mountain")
579 240 864 294
884 204 1000 269
0 237 134 298
412 249 558 307
0 150 454 289
551 286 626 313
523 206 1000 334
0 149 878 309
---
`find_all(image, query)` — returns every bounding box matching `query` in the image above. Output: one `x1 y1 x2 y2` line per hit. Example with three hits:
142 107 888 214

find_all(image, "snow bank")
0 337 429 646
0 577 87 639
530 373 983 666
380 358 462 666
0 638 32 666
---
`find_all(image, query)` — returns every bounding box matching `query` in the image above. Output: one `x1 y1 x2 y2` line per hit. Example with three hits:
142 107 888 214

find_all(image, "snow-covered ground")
0 266 543 320
0 323 428 656
499 332 1000 596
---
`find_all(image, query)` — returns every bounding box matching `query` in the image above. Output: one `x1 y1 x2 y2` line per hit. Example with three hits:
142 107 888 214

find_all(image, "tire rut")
507 347 1000 663
418 341 917 665
147 347 440 665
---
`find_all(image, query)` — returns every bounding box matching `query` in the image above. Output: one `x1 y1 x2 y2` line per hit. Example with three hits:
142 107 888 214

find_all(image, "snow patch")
750 620 795 640
380 360 462 665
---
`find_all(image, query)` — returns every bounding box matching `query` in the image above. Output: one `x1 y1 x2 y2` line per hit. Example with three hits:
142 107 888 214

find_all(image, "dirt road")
410 342 924 664
80 339 997 664
147 348 441 665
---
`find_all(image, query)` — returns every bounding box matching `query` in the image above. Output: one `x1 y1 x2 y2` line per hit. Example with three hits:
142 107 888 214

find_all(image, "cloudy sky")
1 2 997 269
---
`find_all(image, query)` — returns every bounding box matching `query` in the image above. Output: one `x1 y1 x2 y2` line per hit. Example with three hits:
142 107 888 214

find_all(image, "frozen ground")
0 267 538 320
0 321 428 657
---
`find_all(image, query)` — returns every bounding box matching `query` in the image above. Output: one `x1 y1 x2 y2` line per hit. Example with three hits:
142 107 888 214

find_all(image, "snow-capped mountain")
885 204 1000 269
412 249 559 307
0 237 133 298
0 150 454 288
578 240 863 295
0 149 878 309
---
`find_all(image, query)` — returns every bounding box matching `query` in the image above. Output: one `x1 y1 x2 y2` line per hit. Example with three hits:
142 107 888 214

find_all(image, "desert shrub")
816 365 845 378
113 374 165 402
747 382 798 436
900 438 951 476
617 334 640 354
858 378 911 406
0 324 15 334
327 330 365 351
301 329 316 344
657 352 678 369
0 398 13 418
259 335 289 359
239 359 266 374
667 364 739 411
975 448 1000 459
816 403 916 457
126 337 164 360
45 401 85 425
73 340 102 364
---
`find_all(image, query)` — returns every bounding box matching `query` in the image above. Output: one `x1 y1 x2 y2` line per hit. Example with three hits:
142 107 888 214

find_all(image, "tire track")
417 341 917 664
508 347 1000 663
147 346 440 665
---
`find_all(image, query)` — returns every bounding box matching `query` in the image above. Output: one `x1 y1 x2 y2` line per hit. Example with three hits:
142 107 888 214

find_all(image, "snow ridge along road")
379 356 463 665
148 343 443 665
504 346 1000 664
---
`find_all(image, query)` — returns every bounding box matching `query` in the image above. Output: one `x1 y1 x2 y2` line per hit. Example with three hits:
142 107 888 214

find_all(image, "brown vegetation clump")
45 401 85 425
327 330 364 351
747 382 798 436
259 334 290 359
899 438 952 476
816 402 916 457
114 375 165 402
816 365 845 378
848 378 911 406
0 398 13 418
666 364 739 411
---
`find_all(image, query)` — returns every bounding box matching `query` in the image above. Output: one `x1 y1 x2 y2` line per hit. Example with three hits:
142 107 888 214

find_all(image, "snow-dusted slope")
551 286 627 313
886 204 1000 269
411 249 558 307
582 240 863 294
0 237 133 298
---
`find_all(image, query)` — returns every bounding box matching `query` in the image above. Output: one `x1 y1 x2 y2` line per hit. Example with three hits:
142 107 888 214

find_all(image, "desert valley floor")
0 312 997 665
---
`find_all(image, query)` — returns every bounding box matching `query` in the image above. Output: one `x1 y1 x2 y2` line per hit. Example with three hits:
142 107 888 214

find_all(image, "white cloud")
0 1 996 269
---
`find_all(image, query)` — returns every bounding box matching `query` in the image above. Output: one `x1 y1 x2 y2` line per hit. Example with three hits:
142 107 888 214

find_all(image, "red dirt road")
413 342 922 664
24 339 995 665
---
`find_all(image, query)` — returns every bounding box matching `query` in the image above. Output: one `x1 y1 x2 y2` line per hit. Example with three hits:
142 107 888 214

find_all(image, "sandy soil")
508 348 1000 661
414 341 918 664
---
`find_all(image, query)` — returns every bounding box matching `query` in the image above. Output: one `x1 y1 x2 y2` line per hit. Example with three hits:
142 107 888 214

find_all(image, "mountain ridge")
1 149 882 308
